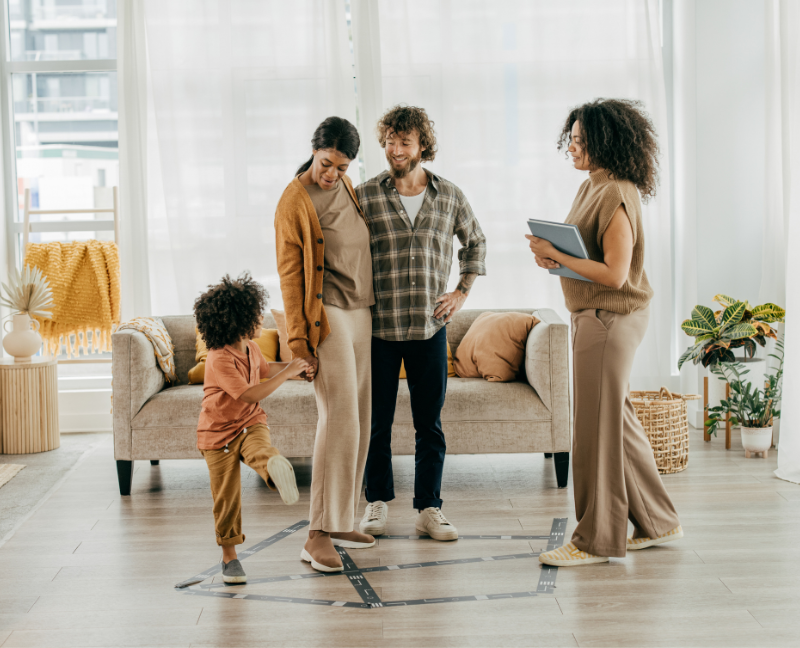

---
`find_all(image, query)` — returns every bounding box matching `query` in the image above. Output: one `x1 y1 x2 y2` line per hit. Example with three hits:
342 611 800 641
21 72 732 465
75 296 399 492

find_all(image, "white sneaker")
359 501 389 536
415 507 458 541
266 455 299 505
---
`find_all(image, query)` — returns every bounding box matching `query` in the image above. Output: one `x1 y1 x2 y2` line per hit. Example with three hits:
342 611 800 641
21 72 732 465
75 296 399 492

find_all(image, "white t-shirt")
399 190 426 227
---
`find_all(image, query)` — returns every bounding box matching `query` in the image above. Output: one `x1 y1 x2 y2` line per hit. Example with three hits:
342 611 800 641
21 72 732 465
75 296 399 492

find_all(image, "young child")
194 272 314 584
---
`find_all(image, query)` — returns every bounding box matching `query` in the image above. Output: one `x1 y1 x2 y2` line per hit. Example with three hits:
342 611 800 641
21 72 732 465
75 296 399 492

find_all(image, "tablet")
527 219 592 282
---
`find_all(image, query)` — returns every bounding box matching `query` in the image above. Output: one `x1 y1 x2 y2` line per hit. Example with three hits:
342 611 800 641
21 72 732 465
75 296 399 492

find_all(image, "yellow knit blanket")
25 240 121 358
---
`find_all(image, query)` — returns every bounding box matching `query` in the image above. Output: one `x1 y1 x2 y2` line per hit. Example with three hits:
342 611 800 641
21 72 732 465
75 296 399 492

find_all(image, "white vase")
741 426 773 457
2 313 43 362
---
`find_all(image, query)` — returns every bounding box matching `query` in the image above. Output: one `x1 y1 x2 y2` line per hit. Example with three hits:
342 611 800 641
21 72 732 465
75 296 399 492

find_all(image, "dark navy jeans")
364 326 448 510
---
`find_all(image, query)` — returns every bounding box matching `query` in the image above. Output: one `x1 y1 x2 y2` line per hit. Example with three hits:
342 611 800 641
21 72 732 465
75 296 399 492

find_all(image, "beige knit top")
561 169 653 314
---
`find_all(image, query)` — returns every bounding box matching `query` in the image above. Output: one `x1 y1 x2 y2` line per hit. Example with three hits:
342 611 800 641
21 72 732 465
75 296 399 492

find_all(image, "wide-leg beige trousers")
309 305 372 532
571 307 680 557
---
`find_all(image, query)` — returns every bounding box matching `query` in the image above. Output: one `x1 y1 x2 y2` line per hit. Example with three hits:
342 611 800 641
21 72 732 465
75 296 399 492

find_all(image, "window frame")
0 1 117 271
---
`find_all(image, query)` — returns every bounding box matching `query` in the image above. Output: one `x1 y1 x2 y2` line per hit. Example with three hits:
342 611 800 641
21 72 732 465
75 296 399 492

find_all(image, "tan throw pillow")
453 312 540 382
271 309 306 380
188 328 280 384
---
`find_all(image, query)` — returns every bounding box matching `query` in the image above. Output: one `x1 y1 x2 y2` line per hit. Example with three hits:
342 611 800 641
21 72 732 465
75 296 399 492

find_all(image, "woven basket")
630 387 700 474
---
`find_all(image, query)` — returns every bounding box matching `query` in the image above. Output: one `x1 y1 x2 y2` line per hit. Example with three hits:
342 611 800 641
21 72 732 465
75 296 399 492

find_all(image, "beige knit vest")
561 169 653 314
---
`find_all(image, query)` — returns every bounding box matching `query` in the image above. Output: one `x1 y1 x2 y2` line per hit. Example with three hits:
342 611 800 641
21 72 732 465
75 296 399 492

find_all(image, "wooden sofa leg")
150 460 160 466
554 452 569 489
117 460 133 496
544 453 553 458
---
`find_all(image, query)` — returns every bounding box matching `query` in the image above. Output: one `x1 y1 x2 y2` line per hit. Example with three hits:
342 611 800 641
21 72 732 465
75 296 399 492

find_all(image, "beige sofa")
112 308 571 495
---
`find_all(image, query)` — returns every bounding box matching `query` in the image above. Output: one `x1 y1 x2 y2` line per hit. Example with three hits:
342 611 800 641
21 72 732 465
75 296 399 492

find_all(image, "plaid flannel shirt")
356 170 487 341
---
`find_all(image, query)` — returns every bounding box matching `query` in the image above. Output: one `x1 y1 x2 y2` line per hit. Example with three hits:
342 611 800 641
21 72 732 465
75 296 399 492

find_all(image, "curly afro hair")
557 98 660 202
376 104 437 162
194 272 269 350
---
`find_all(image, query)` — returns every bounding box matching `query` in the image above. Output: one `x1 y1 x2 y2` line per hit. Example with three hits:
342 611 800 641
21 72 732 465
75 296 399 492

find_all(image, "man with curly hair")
195 272 313 583
356 105 487 541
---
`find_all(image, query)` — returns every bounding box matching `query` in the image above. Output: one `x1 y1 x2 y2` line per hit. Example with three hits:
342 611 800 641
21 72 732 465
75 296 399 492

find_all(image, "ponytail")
296 155 314 176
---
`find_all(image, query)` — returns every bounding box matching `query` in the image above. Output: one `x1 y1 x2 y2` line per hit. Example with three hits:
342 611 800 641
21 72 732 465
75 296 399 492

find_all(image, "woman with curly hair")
529 99 683 567
195 273 312 583
275 116 376 573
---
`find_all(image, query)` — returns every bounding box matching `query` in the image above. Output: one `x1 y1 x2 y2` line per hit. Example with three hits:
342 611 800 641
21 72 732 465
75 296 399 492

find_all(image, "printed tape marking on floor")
176 517 567 608
174 520 309 589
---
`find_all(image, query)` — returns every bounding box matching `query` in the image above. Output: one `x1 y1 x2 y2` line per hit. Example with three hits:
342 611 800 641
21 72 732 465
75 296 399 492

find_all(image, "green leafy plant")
705 337 784 436
678 295 784 369
0 265 54 319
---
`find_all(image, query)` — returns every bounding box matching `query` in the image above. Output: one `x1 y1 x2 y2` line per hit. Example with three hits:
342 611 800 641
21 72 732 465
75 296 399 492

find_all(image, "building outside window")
3 0 118 258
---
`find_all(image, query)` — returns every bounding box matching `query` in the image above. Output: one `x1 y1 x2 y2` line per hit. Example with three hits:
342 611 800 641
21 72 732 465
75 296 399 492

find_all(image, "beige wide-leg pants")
309 305 372 532
571 307 680 557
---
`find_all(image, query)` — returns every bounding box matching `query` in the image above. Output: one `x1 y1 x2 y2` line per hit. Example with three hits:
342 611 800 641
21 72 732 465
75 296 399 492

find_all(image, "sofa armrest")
112 329 166 460
526 308 571 452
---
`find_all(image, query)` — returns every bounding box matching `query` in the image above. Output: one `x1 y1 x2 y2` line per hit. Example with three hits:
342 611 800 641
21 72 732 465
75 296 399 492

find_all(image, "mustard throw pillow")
188 328 280 384
399 343 456 379
453 312 539 382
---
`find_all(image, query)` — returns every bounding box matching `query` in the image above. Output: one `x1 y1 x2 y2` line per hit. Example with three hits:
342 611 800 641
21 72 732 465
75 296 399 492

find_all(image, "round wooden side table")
0 356 60 454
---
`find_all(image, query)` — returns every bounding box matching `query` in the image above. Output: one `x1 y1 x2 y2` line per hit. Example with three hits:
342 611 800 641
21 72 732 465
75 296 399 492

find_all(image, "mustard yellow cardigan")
274 175 367 359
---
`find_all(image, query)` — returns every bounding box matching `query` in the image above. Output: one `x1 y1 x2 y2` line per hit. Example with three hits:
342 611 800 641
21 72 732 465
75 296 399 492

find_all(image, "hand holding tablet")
526 219 592 282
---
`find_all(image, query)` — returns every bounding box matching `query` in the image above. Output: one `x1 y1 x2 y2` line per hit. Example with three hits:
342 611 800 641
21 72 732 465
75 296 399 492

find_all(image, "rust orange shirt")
196 340 268 450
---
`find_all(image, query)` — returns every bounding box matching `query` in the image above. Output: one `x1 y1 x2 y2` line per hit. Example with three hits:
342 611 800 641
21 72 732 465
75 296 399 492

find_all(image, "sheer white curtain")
769 0 800 485
141 0 357 314
351 0 674 386
117 0 152 320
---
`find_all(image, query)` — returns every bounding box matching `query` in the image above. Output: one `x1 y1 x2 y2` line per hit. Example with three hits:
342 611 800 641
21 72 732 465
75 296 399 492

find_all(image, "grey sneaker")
222 559 247 584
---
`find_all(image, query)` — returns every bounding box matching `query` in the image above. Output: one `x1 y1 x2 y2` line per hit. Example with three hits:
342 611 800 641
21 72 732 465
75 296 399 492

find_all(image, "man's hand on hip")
434 273 478 324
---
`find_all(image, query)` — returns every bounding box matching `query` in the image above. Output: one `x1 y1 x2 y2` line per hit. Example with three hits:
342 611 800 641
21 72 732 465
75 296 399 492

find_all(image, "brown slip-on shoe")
330 530 375 549
301 531 343 573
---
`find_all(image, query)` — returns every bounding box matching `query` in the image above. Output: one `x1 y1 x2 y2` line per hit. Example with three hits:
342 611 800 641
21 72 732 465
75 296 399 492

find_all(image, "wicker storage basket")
630 387 700 474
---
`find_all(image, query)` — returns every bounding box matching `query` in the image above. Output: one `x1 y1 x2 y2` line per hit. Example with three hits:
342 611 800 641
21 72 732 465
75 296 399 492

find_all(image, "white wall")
695 0 766 307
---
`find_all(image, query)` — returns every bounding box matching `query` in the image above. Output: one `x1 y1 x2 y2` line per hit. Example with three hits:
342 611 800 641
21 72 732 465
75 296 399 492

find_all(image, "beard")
387 150 422 179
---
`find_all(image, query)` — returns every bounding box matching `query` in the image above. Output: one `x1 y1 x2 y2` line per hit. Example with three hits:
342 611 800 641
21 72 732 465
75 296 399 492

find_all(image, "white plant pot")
741 426 773 457
2 313 43 362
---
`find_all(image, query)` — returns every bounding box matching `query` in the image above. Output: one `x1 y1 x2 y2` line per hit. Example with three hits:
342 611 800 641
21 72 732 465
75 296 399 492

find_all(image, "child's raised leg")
240 423 299 505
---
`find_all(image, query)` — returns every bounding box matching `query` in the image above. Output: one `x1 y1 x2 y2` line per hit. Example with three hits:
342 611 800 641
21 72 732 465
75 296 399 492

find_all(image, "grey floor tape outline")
174 520 309 588
536 517 568 594
176 517 568 607
199 550 544 589
337 546 382 607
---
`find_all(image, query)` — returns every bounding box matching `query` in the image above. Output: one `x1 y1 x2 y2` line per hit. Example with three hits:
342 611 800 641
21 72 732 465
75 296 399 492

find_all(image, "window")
2 0 117 379
2 0 118 265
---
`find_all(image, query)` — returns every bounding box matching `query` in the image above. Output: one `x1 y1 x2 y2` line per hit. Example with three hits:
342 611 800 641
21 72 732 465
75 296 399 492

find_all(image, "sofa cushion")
454 312 539 382
130 376 551 433
188 328 280 384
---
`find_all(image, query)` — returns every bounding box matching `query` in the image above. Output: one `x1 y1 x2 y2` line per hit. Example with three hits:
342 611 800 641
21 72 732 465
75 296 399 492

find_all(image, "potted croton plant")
704 341 783 456
678 295 785 454
678 295 784 369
